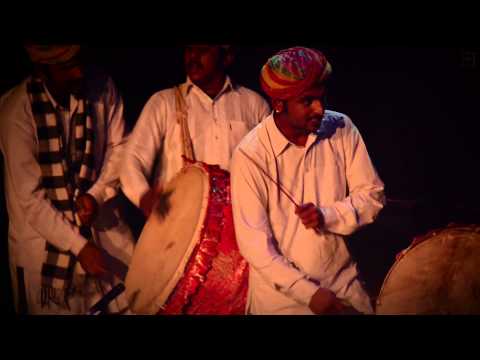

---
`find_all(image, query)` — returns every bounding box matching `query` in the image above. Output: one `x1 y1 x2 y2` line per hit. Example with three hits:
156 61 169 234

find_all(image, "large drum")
376 224 480 314
124 162 248 314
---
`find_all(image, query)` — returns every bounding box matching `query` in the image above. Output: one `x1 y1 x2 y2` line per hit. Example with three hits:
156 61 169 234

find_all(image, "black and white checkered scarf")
27 77 97 309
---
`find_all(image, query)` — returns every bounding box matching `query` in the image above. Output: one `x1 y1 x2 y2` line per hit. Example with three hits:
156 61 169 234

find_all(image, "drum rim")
154 163 211 310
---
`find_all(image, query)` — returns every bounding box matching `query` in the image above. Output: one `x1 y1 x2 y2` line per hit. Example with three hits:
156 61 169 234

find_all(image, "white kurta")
120 76 271 208
0 69 135 314
231 112 385 314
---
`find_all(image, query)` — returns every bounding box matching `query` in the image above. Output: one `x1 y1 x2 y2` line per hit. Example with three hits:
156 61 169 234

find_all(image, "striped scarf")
27 78 97 309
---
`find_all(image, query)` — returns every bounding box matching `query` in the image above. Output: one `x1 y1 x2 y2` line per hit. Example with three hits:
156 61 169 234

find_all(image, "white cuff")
87 184 117 207
319 206 337 230
287 277 320 307
70 236 88 257
124 184 150 209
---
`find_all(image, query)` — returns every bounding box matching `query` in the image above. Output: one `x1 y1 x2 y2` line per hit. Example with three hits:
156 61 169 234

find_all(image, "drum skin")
376 225 480 314
125 165 208 314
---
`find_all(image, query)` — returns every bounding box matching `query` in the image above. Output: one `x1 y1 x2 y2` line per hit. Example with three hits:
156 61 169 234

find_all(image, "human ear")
273 99 285 113
223 48 235 68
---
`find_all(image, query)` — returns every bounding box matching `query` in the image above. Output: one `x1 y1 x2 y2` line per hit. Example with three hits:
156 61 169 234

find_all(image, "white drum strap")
175 86 196 164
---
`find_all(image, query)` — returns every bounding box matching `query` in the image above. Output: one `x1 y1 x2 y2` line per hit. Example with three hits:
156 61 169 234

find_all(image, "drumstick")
238 149 322 234
238 149 299 208
87 283 126 315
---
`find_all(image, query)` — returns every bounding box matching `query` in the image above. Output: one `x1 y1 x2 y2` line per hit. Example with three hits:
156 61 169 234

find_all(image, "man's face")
283 84 327 135
184 45 226 86
45 55 85 98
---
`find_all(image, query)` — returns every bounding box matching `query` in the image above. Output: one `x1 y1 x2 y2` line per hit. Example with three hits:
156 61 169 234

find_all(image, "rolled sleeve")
86 78 128 206
320 118 385 235
0 96 88 254
120 94 165 208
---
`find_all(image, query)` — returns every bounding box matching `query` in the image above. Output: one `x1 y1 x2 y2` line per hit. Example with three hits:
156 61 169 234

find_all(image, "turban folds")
24 45 81 65
260 47 331 100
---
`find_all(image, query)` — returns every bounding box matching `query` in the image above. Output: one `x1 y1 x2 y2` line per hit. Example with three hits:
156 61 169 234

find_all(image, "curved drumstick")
87 283 126 315
238 149 323 234
238 149 299 208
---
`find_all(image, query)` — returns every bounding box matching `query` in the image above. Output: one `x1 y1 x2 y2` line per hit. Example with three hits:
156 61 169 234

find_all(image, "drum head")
125 165 209 314
376 225 480 314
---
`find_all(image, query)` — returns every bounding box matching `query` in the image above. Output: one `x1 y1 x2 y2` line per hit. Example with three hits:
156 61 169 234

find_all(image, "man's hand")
295 203 324 233
309 287 346 314
75 193 98 227
139 182 163 219
77 242 109 279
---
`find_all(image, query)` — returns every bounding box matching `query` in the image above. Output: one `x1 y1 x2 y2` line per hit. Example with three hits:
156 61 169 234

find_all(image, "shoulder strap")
175 86 196 164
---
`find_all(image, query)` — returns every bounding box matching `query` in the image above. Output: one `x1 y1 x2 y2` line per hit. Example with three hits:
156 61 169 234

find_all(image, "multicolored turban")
24 45 81 65
260 46 332 100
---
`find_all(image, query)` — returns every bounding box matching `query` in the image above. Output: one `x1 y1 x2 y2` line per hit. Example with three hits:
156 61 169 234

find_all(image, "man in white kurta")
0 45 135 314
120 46 270 216
231 47 385 315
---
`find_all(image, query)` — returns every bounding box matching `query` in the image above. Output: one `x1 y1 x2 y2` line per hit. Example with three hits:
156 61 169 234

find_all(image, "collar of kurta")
183 75 235 99
41 81 79 112
264 114 291 157
264 114 317 158
264 112 346 158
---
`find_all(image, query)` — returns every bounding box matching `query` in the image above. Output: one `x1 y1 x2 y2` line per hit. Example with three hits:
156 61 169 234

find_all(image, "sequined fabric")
158 163 249 314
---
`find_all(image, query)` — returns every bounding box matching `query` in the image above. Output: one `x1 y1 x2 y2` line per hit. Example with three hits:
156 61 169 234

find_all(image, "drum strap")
175 86 196 164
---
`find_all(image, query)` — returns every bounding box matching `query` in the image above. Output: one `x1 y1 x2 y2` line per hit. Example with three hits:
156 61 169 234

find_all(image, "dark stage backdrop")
1 46 479 313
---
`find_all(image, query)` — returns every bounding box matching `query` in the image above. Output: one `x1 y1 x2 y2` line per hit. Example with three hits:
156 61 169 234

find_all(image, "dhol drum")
376 224 480 314
124 162 248 314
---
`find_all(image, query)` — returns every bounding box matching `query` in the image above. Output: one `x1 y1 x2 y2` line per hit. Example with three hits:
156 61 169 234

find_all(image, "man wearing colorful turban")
0 45 135 314
231 47 385 315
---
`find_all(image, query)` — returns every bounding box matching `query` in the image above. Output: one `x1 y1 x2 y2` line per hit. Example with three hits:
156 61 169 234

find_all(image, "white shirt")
42 84 83 168
0 72 133 271
231 112 385 314
43 84 77 146
120 76 271 208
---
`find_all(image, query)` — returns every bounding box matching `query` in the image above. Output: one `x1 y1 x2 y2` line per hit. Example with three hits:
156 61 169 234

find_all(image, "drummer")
120 45 270 218
230 46 386 315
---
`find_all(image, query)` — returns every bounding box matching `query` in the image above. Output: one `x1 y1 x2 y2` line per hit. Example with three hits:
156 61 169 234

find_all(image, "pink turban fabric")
260 46 331 100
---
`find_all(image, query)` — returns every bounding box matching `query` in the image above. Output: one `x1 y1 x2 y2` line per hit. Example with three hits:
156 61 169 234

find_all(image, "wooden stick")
238 149 299 208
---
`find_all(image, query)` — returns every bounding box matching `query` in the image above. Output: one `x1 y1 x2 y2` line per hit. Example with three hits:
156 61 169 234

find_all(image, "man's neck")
33 69 70 108
273 114 309 147
193 73 227 99
50 90 70 109
40 78 69 108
